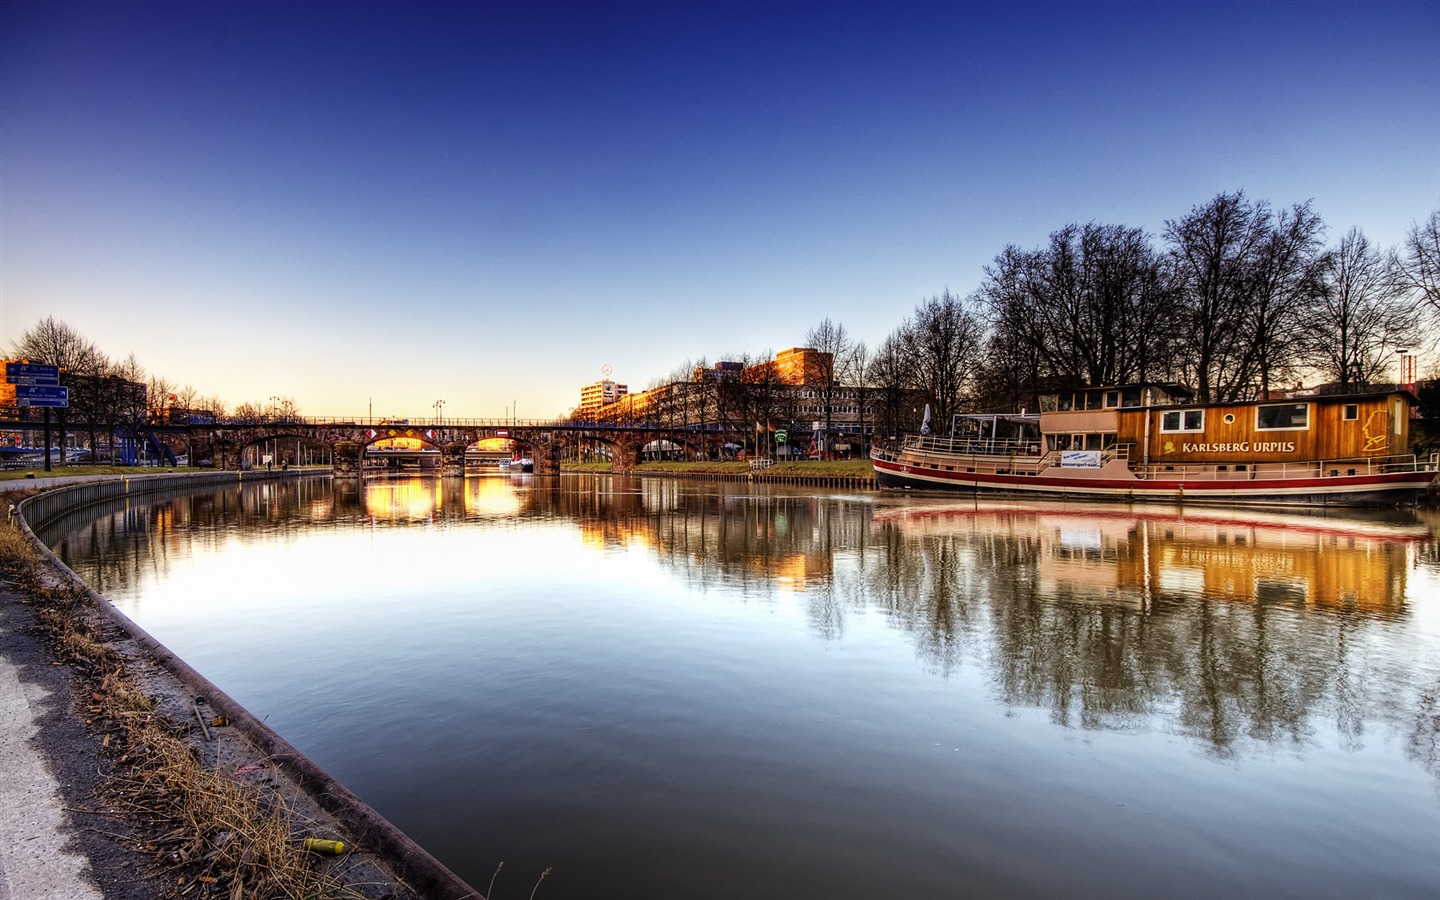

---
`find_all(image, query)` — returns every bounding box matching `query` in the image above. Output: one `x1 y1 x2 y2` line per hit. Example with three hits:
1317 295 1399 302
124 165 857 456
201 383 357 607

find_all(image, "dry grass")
0 519 367 900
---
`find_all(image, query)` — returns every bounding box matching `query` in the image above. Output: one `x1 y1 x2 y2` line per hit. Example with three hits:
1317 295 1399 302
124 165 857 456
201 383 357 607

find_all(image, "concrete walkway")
1 478 144 899
0 620 104 900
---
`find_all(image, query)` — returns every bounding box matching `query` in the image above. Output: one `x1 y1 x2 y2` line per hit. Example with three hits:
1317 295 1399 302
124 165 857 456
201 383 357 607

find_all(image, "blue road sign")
15 384 68 406
5 362 60 383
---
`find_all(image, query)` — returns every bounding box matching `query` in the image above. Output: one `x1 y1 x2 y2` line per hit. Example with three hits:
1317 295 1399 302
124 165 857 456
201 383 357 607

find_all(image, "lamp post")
1397 348 1411 389
434 399 445 426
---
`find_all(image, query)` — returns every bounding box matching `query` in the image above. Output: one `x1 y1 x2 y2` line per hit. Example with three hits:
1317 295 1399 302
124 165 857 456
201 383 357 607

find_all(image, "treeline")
6 316 296 456
814 192 1440 432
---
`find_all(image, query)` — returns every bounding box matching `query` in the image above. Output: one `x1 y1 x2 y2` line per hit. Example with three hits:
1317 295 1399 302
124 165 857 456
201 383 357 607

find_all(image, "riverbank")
0 472 482 900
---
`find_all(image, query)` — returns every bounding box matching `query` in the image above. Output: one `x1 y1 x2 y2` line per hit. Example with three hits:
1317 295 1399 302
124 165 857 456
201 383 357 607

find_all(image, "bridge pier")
333 441 362 477
611 441 641 474
442 443 467 476
533 439 560 476
191 436 217 469
213 442 238 471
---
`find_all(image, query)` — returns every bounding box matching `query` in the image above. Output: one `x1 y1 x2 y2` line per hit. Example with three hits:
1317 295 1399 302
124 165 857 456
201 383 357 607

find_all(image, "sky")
2 0 1437 421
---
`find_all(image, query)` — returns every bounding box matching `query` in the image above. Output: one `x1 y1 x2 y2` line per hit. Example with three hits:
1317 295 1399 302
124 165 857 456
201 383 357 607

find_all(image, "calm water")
42 474 1440 899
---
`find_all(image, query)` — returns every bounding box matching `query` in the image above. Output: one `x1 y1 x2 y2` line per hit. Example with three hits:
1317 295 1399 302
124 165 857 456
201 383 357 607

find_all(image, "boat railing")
902 435 1044 458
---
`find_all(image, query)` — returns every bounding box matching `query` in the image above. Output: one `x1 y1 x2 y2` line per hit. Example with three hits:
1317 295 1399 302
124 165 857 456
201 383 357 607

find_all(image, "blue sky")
3 0 1437 420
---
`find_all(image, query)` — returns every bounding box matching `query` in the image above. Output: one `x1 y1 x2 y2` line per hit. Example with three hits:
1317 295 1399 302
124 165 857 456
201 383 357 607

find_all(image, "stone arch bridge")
182 419 743 475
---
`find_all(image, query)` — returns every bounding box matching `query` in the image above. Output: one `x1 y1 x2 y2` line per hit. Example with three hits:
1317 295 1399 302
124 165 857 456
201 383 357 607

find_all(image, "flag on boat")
920 404 932 435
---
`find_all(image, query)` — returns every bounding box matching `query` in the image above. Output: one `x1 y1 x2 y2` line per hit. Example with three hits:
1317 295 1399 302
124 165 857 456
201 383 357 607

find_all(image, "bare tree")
231 401 265 422
1399 208 1440 313
1164 191 1276 401
898 290 984 428
717 352 786 457
804 318 852 459
9 316 104 373
868 331 914 436
977 224 1175 398
1245 201 1326 395
843 340 872 452
10 317 106 464
1306 228 1418 389
174 385 200 421
148 374 175 423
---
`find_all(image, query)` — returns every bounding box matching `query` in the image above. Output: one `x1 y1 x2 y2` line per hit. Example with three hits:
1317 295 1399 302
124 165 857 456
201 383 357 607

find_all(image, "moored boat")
872 383 1438 507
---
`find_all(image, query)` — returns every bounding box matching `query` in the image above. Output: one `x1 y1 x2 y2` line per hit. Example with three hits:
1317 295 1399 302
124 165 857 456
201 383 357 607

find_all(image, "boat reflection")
872 501 1428 616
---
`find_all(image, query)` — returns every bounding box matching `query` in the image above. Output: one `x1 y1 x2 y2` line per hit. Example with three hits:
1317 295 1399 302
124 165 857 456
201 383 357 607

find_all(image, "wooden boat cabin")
1033 383 1418 468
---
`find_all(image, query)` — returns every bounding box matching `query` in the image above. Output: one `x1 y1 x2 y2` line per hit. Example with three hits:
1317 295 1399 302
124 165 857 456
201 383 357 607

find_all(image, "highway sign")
6 362 59 384
15 384 68 407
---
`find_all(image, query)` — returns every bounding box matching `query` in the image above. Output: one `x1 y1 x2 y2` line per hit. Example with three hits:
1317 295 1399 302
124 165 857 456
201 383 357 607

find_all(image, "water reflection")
48 481 1438 746
39 476 1440 899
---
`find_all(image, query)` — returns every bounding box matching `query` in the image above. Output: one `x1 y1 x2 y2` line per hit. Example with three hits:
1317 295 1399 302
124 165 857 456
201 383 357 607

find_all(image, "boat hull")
872 455 1436 507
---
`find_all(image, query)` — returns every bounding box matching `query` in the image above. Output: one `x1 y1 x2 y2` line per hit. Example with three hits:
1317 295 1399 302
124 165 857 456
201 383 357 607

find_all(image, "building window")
1342 404 1359 421
1257 403 1309 430
1160 410 1204 432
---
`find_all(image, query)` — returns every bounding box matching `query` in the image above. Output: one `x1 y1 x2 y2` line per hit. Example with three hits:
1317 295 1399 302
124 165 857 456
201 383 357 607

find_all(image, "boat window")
1104 391 1119 408
1057 394 1073 411
1086 393 1105 410
1256 403 1309 430
1160 409 1204 432
1342 404 1359 421
1122 388 1141 407
1039 394 1058 412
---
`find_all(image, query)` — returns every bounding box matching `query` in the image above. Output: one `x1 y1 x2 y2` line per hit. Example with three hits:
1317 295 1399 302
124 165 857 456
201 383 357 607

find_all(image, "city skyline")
3 1 1437 419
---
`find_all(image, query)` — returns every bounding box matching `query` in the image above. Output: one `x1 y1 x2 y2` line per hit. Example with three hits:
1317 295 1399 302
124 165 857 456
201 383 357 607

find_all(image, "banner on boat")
1060 450 1102 468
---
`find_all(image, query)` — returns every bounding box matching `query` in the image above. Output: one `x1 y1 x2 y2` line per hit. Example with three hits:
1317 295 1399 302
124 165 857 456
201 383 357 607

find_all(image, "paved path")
1 478 143 899
0 620 104 900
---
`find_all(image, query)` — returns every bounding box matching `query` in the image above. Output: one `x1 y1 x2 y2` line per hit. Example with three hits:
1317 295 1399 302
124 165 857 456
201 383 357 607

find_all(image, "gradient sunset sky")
3 0 1437 420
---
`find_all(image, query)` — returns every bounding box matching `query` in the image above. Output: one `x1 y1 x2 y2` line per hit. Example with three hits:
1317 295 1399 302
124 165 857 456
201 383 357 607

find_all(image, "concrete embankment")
10 470 483 900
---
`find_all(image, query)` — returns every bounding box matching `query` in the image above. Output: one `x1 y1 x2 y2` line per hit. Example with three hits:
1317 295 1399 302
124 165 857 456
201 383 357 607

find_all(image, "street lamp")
1397 348 1411 388
434 399 445 425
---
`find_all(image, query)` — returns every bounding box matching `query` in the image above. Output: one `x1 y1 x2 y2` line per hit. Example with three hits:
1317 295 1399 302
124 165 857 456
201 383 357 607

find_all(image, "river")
39 474 1440 899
